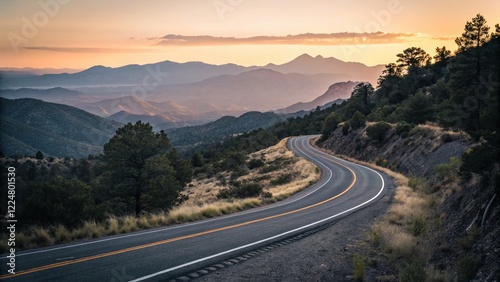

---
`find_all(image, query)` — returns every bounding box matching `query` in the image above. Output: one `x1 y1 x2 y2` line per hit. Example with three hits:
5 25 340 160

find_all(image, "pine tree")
101 121 189 217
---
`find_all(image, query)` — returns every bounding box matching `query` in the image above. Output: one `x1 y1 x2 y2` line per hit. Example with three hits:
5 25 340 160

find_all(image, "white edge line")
130 137 386 282
1 136 330 259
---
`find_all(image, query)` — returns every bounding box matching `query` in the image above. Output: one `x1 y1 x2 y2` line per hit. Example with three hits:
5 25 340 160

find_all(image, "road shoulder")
196 172 395 281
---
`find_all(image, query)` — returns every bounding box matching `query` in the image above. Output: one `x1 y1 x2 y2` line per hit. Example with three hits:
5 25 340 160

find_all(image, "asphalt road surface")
0 135 387 281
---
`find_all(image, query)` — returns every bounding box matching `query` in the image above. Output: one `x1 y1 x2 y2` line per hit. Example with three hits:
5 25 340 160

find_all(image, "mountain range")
0 97 121 158
1 54 383 126
0 54 382 157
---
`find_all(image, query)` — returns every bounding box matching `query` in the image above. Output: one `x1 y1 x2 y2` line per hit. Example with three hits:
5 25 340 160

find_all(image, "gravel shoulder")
195 173 396 282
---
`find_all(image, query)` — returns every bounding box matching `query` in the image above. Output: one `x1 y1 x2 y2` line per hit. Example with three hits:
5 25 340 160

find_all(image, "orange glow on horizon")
1 0 499 69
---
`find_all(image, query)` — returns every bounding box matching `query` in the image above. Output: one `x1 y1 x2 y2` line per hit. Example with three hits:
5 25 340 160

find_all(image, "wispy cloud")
22 47 151 53
151 32 453 46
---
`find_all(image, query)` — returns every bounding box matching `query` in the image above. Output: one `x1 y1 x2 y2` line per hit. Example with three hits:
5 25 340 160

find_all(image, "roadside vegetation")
0 138 319 251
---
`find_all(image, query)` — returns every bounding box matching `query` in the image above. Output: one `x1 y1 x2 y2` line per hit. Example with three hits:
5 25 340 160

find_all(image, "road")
1 135 388 281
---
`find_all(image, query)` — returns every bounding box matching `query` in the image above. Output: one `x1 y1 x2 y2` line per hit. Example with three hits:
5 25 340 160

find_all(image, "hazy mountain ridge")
0 98 122 158
167 111 287 148
151 68 338 113
265 54 384 85
1 60 255 88
277 81 359 113
1 54 382 88
0 87 83 104
1 54 383 124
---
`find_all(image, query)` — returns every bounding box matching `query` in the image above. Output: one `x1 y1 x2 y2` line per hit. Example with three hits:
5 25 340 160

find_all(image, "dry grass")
180 137 320 215
314 138 434 275
3 137 321 251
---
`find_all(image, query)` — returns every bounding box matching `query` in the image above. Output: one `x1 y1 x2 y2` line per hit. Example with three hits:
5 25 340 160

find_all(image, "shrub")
367 122 391 142
396 122 413 138
408 177 426 192
342 123 350 135
411 215 428 236
35 150 44 160
352 253 366 281
233 183 263 198
349 111 366 129
261 191 273 198
217 188 234 199
456 255 481 282
434 157 461 181
259 164 281 173
54 225 71 243
218 183 263 199
270 173 293 186
247 158 265 169
32 227 53 247
440 133 454 143
399 258 427 282
458 225 480 250
375 156 389 167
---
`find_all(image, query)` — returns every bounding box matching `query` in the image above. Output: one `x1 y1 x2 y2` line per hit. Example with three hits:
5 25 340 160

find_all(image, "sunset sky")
1 0 499 70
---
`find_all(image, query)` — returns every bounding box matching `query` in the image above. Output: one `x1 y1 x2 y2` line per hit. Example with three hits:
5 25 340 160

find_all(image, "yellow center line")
1 144 356 279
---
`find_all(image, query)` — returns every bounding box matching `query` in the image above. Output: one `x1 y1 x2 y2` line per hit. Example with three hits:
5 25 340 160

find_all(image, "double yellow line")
1 144 356 279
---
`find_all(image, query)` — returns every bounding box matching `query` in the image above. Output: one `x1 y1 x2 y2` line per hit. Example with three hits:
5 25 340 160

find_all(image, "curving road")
1 135 388 281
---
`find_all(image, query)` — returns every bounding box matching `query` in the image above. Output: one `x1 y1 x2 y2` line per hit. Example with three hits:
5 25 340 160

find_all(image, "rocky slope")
318 122 499 281
320 123 472 177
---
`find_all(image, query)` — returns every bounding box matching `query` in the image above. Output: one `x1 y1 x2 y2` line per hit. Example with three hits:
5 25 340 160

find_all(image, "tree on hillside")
353 82 374 106
21 176 97 227
434 46 452 64
35 151 44 160
455 14 490 53
492 24 500 39
342 83 374 119
396 47 431 71
101 121 190 217
321 112 342 141
449 14 493 131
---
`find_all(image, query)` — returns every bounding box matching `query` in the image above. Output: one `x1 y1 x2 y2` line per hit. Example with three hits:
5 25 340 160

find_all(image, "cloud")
151 32 452 46
22 46 150 53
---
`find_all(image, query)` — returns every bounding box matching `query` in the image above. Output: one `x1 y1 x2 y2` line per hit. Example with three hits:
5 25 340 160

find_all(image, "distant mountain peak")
296 53 314 59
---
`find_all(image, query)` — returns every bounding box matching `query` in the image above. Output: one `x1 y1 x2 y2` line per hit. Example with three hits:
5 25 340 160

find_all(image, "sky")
1 0 499 70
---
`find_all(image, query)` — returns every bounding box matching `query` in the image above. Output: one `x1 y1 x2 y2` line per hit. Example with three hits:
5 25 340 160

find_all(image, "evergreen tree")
434 46 452 64
35 150 44 160
396 47 431 72
101 121 188 217
455 14 490 53
449 14 492 131
321 112 342 141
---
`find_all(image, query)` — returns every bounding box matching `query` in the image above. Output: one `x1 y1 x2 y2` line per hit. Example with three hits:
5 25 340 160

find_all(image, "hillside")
167 111 286 149
0 87 83 104
317 123 498 280
0 98 122 158
277 81 359 113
